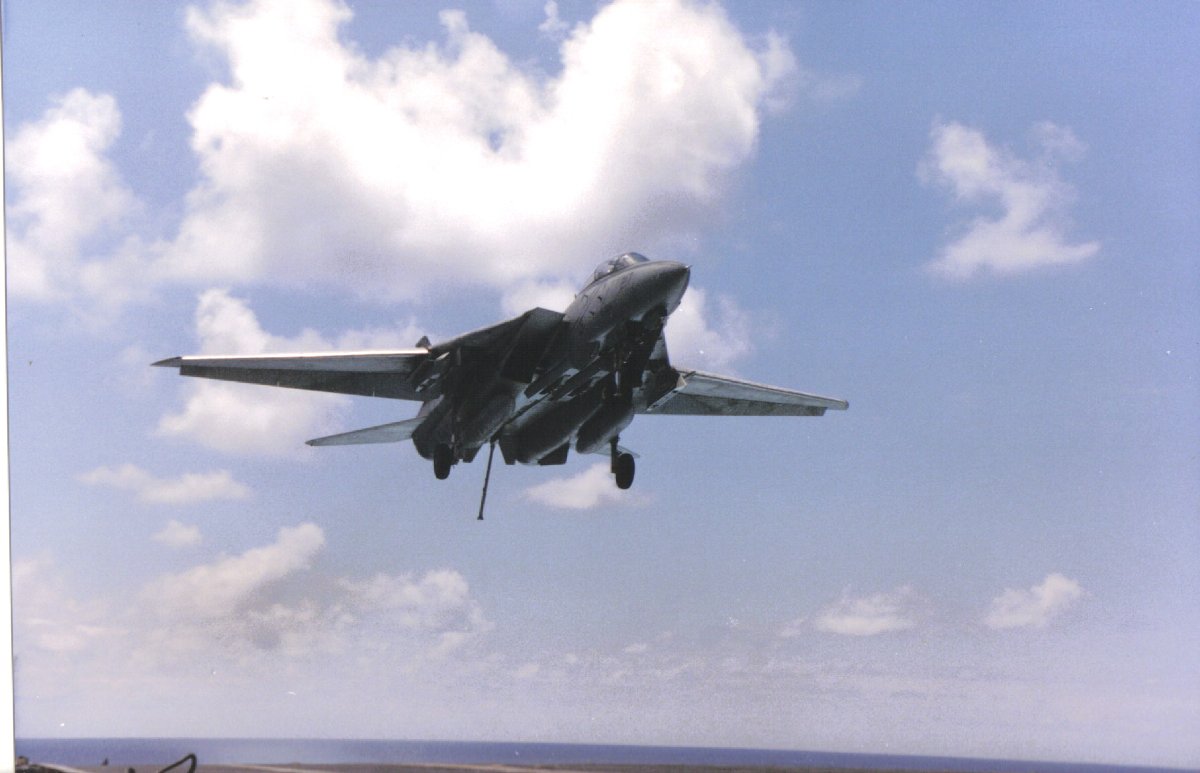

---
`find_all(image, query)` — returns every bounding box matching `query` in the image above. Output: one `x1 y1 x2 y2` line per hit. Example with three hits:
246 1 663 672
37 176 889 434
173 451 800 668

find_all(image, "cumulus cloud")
499 278 579 317
340 570 492 653
984 573 1083 630
144 523 326 620
921 120 1099 278
333 320 428 351
79 463 250 505
157 0 794 297
138 523 490 658
814 586 922 636
153 520 204 549
16 526 491 681
524 462 641 510
664 286 752 372
158 379 348 457
4 88 142 303
6 0 801 385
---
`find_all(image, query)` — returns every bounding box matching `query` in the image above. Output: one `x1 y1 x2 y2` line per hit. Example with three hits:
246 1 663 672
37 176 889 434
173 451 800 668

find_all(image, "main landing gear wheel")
614 452 635 490
433 443 453 480
609 436 635 489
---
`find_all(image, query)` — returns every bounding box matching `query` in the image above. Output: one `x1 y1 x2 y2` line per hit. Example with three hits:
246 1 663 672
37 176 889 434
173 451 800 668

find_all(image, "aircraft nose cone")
665 261 690 287
652 261 690 310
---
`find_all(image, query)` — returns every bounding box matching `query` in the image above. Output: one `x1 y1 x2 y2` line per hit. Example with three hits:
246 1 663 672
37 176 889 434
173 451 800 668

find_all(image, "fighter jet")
155 253 846 504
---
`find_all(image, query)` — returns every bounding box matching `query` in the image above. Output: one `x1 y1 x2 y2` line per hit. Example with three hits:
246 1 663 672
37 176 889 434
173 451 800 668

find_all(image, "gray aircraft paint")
155 254 846 491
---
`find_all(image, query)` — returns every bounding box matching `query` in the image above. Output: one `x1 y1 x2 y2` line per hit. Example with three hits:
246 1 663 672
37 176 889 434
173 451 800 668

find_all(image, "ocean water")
13 738 1189 773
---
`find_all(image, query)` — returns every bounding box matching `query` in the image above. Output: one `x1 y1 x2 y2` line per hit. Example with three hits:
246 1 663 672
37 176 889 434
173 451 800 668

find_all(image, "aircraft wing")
153 307 565 401
153 349 433 400
641 369 848 417
307 417 425 446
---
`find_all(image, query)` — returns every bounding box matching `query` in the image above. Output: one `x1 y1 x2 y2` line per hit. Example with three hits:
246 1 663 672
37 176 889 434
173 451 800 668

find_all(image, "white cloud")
333 319 428 351
984 573 1084 630
759 41 860 112
5 0 790 386
339 569 492 638
538 1 570 40
814 586 922 636
144 523 326 620
153 520 204 549
523 462 641 510
12 557 118 655
79 463 250 505
157 0 793 297
500 278 578 316
14 544 1195 760
158 378 348 457
140 526 489 659
4 88 143 303
14 527 494 705
921 120 1099 278
664 285 752 372
156 288 355 456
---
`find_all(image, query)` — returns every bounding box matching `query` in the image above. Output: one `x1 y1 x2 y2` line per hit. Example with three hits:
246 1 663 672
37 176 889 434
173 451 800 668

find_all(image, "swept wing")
153 307 564 401
642 369 848 417
152 349 431 399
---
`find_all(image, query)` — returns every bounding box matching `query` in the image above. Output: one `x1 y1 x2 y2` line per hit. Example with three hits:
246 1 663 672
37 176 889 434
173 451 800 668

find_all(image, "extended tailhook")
477 439 497 521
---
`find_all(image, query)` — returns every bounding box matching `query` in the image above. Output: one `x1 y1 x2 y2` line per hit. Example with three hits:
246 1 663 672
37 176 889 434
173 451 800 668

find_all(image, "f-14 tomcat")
155 253 846 505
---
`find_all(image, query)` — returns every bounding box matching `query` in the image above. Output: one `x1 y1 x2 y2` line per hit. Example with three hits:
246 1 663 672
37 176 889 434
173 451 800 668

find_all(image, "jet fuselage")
412 253 688 471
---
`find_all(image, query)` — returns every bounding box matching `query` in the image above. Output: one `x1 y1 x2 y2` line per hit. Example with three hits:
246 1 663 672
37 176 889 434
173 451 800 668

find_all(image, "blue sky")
4 0 1198 766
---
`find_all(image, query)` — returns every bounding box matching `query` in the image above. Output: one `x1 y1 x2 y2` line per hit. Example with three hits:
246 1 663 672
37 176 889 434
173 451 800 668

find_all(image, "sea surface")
14 738 1191 773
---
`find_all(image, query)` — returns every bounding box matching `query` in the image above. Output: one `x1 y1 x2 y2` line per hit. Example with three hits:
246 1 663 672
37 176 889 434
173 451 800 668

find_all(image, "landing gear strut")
610 436 635 490
433 443 454 480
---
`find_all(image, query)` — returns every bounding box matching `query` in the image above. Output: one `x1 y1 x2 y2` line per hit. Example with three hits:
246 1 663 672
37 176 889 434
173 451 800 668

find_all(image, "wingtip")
152 357 183 368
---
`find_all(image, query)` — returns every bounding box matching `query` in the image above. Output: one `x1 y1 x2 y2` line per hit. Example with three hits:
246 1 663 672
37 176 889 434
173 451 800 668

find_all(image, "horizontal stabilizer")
307 417 425 446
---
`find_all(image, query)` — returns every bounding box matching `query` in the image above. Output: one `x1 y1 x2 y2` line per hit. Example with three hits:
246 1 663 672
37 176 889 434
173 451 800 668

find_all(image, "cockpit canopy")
589 252 649 284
